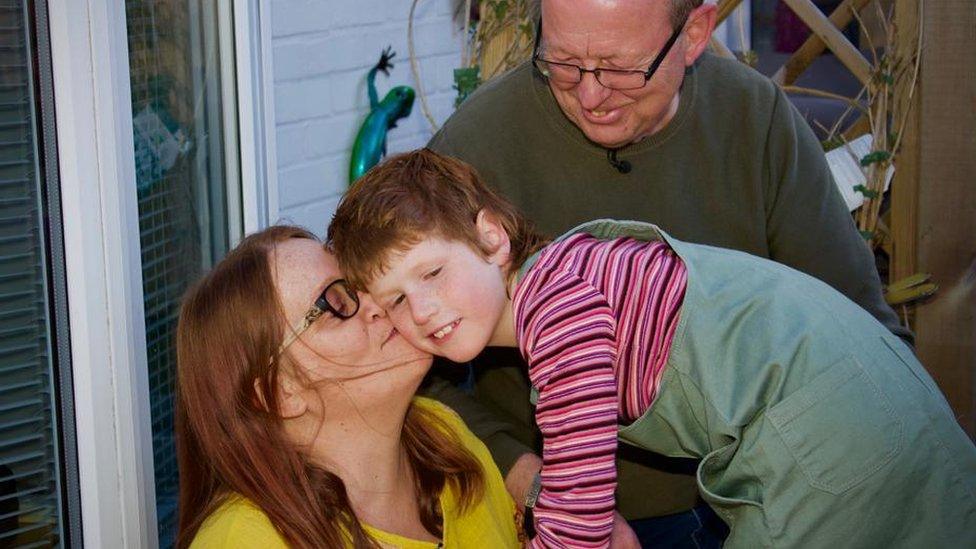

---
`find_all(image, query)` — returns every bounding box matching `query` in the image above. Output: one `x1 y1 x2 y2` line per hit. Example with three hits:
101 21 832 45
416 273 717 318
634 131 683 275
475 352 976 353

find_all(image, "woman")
175 225 519 548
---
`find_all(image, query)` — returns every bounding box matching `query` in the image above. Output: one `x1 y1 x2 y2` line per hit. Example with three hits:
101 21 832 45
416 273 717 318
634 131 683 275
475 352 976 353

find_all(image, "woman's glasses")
273 279 360 361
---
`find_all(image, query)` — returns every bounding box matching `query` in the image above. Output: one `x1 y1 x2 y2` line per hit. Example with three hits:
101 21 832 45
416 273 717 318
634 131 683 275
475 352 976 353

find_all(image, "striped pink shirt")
513 234 687 548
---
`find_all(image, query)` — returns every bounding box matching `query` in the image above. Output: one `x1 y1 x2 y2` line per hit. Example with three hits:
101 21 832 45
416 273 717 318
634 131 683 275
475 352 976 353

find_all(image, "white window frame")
233 0 278 237
49 0 274 546
49 0 158 546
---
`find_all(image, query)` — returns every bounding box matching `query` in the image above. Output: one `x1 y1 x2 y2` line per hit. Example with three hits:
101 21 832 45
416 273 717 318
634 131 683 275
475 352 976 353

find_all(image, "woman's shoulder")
411 397 494 464
412 396 463 423
189 494 289 549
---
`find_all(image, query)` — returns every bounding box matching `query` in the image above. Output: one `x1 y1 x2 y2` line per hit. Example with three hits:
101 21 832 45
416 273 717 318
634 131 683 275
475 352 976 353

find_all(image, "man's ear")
681 3 717 66
476 209 512 265
253 372 308 419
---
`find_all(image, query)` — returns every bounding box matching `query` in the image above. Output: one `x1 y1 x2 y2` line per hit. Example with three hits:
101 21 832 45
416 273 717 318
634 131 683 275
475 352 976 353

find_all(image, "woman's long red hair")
175 226 483 548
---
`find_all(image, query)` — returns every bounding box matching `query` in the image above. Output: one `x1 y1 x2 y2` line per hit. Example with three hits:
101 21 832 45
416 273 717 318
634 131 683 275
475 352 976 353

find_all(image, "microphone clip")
606 148 632 174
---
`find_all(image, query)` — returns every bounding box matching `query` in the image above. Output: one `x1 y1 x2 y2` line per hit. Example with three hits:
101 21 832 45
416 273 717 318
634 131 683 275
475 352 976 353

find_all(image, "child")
329 149 976 548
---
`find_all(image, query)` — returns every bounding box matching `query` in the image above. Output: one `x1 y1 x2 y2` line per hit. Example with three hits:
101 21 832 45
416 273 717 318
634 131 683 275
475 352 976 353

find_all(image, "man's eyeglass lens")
534 60 648 90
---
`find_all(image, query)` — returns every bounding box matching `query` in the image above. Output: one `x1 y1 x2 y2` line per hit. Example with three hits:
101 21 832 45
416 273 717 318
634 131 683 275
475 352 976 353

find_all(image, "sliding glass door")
124 0 238 544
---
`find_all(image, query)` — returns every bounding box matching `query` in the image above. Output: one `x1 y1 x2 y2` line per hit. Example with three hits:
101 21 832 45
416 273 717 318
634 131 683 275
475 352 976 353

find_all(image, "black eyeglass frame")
531 16 688 91
273 278 360 361
312 278 360 321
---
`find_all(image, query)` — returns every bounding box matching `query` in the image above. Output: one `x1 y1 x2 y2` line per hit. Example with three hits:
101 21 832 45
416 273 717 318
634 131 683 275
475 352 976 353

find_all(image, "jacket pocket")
766 355 903 495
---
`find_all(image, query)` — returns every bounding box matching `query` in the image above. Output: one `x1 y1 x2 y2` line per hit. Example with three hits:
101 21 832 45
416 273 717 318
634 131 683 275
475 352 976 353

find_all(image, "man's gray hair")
670 0 704 28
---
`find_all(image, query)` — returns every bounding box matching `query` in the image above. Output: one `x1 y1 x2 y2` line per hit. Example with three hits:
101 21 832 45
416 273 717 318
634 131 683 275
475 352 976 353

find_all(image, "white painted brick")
276 124 307 168
320 155 350 196
386 133 426 156
320 32 375 73
411 17 459 57
329 69 370 114
277 156 344 209
272 41 309 81
277 194 341 238
305 112 361 158
272 0 333 38
330 0 387 28
275 77 333 123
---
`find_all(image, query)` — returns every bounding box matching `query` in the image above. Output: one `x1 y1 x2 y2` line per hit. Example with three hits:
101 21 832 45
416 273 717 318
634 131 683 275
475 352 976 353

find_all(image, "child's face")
366 233 511 364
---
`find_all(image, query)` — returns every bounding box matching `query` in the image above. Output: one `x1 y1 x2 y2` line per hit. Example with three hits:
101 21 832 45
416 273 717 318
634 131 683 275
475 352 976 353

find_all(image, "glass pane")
124 1 233 544
0 1 65 547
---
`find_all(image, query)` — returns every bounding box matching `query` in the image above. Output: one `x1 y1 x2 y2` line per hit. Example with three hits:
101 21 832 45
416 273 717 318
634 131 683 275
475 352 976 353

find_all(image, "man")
426 0 912 545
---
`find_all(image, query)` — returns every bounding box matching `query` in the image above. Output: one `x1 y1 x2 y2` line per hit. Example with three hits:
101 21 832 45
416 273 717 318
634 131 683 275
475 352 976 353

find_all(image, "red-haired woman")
175 226 518 548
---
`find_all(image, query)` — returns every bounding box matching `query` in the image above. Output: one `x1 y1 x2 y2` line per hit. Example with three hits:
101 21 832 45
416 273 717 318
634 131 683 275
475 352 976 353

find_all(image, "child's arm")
517 270 619 548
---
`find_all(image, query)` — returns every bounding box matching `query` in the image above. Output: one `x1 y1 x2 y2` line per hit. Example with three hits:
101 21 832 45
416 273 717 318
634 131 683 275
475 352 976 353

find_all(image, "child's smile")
430 319 460 340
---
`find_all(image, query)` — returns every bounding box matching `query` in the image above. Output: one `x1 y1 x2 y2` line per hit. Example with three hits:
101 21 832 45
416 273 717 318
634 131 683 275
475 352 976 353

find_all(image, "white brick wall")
270 0 463 236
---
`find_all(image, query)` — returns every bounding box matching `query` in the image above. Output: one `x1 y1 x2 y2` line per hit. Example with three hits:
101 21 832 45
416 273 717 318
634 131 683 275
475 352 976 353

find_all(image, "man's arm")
763 88 914 346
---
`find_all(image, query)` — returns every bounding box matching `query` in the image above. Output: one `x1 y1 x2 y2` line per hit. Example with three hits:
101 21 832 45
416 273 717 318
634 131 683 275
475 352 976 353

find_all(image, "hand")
505 453 543 505
609 511 641 549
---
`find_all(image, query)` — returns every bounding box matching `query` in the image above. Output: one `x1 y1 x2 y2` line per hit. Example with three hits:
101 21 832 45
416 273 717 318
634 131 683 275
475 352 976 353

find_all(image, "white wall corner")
235 0 279 236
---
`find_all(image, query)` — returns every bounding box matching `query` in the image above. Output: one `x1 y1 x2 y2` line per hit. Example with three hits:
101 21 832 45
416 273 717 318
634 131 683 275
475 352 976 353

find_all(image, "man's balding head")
536 0 715 148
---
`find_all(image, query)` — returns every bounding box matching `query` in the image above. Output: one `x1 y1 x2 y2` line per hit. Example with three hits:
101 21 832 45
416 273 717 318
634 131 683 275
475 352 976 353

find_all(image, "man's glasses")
273 279 360 360
532 17 687 91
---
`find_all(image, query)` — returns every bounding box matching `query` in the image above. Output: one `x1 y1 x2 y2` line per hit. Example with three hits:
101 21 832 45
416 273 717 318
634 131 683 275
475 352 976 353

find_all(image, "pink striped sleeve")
517 269 619 548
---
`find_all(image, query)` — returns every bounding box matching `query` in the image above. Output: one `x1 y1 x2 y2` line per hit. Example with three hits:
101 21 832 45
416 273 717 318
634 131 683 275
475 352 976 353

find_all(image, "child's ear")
476 209 511 264
253 372 308 419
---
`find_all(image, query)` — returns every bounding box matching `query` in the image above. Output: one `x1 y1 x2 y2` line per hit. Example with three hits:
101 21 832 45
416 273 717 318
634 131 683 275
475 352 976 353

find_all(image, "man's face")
540 0 690 148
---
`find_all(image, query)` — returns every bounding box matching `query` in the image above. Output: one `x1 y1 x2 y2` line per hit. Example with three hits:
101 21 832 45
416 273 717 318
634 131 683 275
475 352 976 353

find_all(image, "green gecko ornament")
348 47 416 184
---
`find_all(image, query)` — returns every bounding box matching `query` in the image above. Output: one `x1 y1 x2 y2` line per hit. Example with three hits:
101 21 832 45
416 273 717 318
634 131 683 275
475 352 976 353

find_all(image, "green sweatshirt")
426 52 911 520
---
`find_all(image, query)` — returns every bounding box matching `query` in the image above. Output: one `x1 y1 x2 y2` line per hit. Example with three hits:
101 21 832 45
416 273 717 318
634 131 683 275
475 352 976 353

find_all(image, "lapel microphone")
606 148 632 174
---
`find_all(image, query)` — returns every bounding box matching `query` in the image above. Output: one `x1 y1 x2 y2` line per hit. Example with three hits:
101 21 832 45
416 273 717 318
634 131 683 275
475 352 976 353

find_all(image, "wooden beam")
890 0 919 283
910 0 976 438
781 0 873 85
715 0 746 25
771 0 872 85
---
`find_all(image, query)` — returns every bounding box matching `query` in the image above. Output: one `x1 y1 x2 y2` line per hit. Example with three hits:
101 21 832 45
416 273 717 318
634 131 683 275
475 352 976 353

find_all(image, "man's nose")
576 71 612 110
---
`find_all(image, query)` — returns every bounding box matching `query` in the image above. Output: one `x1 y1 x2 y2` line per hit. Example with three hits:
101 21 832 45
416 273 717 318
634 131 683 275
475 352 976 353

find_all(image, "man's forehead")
540 0 671 54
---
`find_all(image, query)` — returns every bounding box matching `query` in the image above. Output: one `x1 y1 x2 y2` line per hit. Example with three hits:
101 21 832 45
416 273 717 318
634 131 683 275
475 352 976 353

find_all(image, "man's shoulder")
694 52 780 105
430 62 538 148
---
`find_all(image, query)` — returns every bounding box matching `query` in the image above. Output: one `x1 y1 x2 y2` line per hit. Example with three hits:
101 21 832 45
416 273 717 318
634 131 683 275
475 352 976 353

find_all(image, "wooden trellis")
713 0 921 247
712 0 876 82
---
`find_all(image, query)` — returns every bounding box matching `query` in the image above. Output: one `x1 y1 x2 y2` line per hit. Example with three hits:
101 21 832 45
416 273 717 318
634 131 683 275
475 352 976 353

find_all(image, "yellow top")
189 397 519 548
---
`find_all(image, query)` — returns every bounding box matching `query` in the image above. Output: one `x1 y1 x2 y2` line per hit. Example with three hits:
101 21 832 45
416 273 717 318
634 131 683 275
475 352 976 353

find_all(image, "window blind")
0 1 65 546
